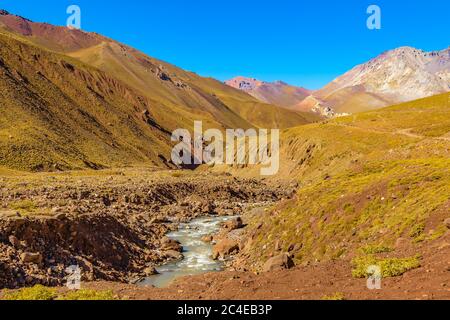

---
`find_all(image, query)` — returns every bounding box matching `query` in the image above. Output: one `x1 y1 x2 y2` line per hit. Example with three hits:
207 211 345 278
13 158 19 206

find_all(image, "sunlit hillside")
0 13 318 172
237 92 450 270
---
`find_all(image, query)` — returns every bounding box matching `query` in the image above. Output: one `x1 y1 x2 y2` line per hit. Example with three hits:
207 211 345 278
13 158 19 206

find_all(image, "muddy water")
141 216 234 288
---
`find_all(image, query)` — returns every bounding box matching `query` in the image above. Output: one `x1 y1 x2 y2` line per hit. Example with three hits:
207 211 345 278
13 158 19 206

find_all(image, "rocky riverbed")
141 215 237 288
0 169 294 289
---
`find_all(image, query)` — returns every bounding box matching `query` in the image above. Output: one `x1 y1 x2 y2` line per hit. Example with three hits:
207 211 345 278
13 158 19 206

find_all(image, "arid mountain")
0 10 318 130
0 31 174 171
228 47 450 116
308 46 450 114
225 76 311 110
0 9 103 52
0 10 317 171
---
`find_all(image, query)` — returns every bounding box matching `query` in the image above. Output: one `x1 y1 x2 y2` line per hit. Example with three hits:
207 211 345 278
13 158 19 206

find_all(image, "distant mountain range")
227 46 450 116
225 77 311 110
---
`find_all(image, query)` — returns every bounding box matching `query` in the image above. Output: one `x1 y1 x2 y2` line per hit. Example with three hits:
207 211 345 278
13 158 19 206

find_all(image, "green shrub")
322 292 346 300
2 286 116 301
62 289 115 300
2 285 57 300
409 223 425 238
359 244 393 255
9 199 37 213
352 255 421 278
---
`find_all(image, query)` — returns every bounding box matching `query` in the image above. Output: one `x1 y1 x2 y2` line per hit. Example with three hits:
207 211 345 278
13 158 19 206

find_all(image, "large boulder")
20 252 43 264
262 253 295 272
163 250 183 261
223 217 244 231
161 237 183 252
143 266 158 276
201 235 213 243
8 235 20 248
212 239 239 260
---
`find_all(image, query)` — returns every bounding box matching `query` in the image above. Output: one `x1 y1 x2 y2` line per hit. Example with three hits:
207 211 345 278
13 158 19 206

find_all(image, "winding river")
141 215 234 288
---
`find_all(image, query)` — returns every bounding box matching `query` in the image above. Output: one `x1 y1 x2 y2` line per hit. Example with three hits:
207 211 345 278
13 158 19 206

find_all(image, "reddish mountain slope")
226 76 311 110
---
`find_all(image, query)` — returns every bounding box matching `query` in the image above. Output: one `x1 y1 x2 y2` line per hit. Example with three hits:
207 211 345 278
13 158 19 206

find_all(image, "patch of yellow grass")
1 286 116 301
351 255 421 278
2 285 57 300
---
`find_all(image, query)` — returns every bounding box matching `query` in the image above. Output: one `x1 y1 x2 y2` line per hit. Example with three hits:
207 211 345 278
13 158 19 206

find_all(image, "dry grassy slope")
0 31 173 171
68 42 316 130
0 12 104 53
320 86 391 113
237 93 450 270
0 12 319 172
268 82 311 108
67 42 252 132
313 80 392 114
0 12 314 130
188 75 320 128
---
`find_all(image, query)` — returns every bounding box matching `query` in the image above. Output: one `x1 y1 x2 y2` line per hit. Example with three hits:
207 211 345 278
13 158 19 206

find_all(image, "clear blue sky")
1 0 449 89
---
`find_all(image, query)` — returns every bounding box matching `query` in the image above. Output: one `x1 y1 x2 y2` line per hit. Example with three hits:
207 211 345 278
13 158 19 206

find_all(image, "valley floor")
0 168 290 290
0 168 448 300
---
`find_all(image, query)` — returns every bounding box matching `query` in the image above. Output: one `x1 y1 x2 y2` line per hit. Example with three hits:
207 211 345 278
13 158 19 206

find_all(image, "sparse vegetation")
2 285 57 300
1 286 116 300
409 223 426 240
61 289 116 300
351 255 421 278
240 93 450 270
359 244 393 255
9 199 37 214
321 292 346 300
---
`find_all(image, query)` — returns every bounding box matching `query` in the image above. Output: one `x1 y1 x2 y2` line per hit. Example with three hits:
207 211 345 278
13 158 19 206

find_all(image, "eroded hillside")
0 11 318 172
0 32 173 171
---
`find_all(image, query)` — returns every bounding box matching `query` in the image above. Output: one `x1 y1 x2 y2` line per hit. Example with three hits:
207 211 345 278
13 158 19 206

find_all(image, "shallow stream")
141 215 234 288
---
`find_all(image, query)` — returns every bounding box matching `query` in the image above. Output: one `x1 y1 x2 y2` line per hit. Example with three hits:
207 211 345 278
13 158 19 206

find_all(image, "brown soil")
78 231 450 300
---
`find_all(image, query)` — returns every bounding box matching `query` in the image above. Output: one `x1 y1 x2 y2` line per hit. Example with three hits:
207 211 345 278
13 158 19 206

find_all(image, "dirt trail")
335 122 450 141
